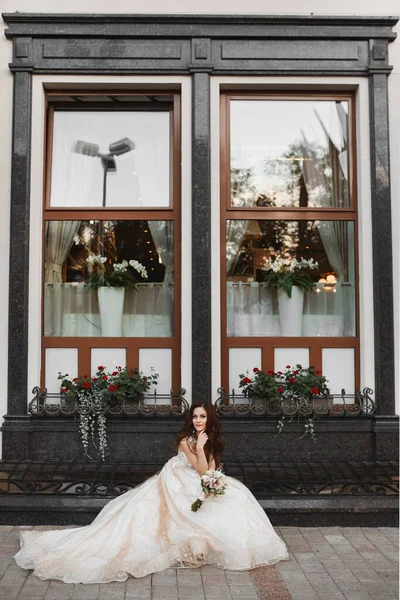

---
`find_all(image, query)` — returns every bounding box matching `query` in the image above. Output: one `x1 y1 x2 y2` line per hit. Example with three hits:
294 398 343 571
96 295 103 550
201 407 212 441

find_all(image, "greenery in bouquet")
262 255 319 298
238 365 329 440
58 366 159 460
85 254 148 291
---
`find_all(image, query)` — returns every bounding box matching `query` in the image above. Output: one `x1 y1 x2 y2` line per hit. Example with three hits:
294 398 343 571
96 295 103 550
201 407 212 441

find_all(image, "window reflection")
44 221 174 337
226 219 355 337
230 100 349 208
50 111 170 208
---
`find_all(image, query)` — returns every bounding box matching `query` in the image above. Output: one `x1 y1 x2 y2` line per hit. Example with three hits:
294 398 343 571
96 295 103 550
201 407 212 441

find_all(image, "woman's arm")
179 435 211 475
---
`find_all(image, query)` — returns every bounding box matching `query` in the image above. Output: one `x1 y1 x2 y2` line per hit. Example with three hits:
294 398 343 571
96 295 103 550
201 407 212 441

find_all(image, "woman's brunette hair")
176 402 225 468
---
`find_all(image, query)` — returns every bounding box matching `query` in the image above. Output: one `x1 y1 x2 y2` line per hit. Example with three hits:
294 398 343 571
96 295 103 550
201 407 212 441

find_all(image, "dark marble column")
191 71 212 403
7 70 32 415
369 72 395 415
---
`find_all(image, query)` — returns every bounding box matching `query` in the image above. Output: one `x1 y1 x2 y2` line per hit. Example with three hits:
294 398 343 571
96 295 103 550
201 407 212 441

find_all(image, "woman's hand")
196 430 208 450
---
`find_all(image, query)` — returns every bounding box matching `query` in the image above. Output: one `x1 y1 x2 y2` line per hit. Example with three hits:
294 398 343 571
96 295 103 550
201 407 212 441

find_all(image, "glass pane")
230 100 349 208
50 111 170 208
226 219 355 337
44 220 174 337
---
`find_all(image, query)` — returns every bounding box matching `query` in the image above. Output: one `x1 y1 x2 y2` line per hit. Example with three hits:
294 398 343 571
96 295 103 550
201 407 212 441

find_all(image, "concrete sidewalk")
0 526 398 599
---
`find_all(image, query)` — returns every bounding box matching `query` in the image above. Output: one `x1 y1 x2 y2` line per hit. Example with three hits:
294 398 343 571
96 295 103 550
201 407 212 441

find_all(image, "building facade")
0 2 399 469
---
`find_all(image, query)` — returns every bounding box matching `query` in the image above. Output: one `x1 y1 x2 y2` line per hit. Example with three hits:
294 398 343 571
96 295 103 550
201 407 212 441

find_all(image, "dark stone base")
3 414 398 463
0 495 397 527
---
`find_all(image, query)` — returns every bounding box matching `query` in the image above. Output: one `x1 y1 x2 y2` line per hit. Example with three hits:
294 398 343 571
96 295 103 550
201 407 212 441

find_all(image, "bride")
14 401 289 584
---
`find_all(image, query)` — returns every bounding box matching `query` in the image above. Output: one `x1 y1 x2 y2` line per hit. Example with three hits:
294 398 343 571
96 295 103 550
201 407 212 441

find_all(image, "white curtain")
226 220 248 273
45 117 98 282
299 110 355 337
44 222 80 284
45 284 173 338
148 221 174 283
50 114 98 208
226 282 351 337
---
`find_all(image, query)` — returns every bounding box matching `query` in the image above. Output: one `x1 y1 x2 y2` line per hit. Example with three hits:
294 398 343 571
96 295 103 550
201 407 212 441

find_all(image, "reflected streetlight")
72 137 135 207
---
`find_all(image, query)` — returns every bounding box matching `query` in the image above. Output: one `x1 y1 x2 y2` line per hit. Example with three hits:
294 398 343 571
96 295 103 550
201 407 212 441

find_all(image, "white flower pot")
277 286 304 337
97 287 125 337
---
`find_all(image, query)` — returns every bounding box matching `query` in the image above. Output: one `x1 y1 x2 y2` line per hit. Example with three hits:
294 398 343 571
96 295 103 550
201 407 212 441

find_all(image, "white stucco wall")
0 1 398 457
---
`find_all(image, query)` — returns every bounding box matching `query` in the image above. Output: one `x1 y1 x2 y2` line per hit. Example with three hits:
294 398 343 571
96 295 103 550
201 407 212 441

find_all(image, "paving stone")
378 570 399 581
317 594 346 600
324 535 352 546
0 586 23 599
352 570 384 582
177 584 205 598
98 582 126 599
151 585 179 598
294 552 326 572
343 559 371 571
71 583 101 598
364 581 394 599
204 586 232 599
280 527 302 535
151 573 177 586
306 571 341 594
177 573 202 585
340 594 373 600
327 569 358 583
288 594 318 600
125 586 151 600
229 585 258 598
225 572 253 584
365 558 395 570
201 574 227 585
18 587 48 599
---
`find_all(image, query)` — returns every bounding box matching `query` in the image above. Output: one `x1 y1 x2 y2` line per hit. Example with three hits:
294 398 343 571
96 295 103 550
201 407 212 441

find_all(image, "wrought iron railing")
28 387 189 418
215 387 376 418
28 386 376 419
0 459 397 497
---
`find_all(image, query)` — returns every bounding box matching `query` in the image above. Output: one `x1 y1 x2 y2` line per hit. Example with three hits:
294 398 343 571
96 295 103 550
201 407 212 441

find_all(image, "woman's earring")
192 427 195 434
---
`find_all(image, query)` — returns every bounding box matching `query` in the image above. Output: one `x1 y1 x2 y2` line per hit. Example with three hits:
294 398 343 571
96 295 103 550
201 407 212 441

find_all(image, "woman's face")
192 407 207 433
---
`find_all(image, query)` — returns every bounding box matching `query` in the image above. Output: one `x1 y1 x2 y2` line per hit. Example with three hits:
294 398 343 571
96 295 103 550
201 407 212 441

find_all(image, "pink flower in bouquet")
191 469 227 512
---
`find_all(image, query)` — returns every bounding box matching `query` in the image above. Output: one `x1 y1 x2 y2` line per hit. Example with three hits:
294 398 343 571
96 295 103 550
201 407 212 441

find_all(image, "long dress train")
14 451 289 583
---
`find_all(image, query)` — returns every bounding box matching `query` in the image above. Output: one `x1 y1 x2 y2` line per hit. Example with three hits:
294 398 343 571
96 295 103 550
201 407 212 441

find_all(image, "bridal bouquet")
191 469 227 512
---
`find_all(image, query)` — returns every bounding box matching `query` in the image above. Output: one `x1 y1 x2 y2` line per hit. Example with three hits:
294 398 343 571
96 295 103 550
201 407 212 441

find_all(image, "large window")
221 94 358 393
42 93 181 393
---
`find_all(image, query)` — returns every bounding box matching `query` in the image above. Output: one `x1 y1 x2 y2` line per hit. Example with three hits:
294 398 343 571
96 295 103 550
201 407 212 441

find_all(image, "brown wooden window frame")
41 91 182 394
220 91 360 392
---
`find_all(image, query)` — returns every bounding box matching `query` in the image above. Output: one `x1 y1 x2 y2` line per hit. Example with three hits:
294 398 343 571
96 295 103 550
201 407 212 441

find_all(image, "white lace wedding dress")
14 451 289 583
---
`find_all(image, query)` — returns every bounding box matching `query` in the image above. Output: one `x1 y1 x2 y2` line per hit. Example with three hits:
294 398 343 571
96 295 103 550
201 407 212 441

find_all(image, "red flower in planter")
267 370 274 375
289 378 296 384
112 371 119 376
83 375 88 379
277 371 282 375
108 385 118 393
73 378 78 382
242 377 252 384
101 375 108 381
293 370 300 375
316 370 322 375
311 387 319 395
253 367 259 373
83 382 91 389
60 388 67 393
286 365 291 368
277 386 284 393
97 366 104 371
92 377 98 382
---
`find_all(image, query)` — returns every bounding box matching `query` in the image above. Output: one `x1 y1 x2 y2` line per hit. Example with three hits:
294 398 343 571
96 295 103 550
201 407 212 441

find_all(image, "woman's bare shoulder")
178 438 189 450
